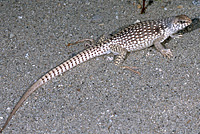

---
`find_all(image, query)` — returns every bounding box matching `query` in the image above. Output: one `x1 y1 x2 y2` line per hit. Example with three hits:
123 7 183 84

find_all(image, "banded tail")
0 44 109 133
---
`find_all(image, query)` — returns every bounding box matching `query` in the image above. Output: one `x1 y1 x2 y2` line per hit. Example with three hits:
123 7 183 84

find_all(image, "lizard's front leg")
154 39 173 58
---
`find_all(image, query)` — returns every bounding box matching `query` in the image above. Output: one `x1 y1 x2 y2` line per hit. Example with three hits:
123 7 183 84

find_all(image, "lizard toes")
161 49 173 58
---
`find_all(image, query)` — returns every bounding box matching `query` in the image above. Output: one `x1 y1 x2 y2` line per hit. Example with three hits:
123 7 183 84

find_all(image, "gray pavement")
0 0 200 133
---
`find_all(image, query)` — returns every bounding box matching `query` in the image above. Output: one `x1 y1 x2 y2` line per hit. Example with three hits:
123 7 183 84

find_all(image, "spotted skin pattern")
0 15 192 133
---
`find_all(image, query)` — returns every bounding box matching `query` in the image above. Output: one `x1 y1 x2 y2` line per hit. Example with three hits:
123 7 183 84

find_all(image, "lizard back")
105 15 191 52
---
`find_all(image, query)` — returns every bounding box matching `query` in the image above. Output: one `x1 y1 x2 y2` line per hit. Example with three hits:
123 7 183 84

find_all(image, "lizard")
0 15 192 133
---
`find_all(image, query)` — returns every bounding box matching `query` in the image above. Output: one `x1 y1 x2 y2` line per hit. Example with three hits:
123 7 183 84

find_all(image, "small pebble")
9 33 15 38
177 5 183 9
25 53 29 59
18 16 23 19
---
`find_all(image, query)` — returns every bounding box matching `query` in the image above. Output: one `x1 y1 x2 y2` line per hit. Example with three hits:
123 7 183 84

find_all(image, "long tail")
0 45 108 133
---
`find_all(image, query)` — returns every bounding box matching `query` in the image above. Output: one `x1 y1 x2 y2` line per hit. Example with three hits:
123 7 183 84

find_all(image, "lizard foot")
121 66 141 75
161 49 173 58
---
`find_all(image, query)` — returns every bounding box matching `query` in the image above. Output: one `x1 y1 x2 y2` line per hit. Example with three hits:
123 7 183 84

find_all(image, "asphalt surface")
0 0 200 134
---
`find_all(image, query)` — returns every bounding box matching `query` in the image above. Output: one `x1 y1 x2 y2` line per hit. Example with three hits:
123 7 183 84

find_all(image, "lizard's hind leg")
110 44 128 65
110 44 140 75
67 38 94 47
67 34 107 48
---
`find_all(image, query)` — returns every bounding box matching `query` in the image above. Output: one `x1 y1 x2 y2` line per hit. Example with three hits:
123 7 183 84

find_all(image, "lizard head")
171 15 192 32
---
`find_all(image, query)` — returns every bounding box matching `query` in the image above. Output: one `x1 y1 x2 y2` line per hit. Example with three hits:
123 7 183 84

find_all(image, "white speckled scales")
106 15 191 52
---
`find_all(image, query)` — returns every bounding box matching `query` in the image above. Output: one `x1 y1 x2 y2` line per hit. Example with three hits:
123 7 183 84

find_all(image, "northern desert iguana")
0 15 192 132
